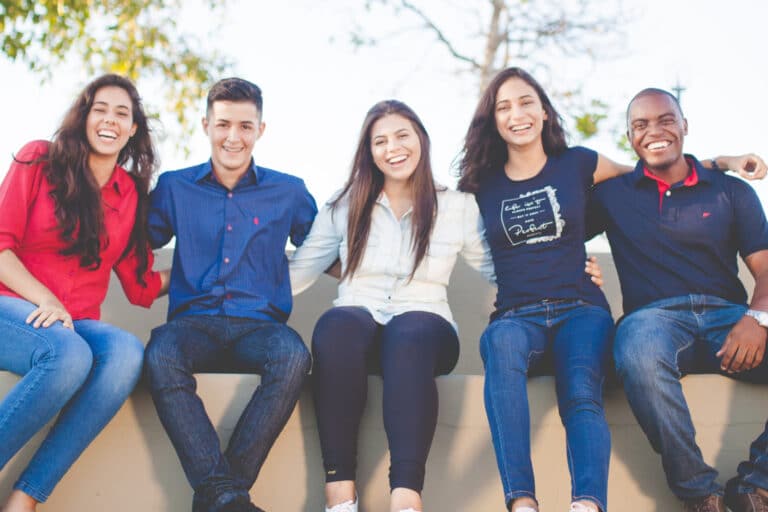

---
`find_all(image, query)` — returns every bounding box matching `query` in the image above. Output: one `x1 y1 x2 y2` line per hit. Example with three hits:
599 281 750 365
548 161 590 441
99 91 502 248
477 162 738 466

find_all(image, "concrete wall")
0 249 763 511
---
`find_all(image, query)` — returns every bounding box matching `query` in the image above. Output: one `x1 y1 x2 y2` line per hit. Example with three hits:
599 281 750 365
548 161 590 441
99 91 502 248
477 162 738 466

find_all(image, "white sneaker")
513 508 538 512
325 498 358 512
398 509 421 512
569 502 598 512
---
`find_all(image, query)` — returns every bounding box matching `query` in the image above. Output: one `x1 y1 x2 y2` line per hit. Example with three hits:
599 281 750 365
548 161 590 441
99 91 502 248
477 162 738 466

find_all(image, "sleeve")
289 180 319 248
113 243 162 308
585 186 608 241
289 201 342 295
731 179 768 258
148 173 176 249
0 141 48 253
460 193 496 283
578 146 600 187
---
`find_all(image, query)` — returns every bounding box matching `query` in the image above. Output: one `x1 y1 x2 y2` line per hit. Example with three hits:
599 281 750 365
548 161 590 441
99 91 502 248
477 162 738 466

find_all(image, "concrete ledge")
1 373 766 511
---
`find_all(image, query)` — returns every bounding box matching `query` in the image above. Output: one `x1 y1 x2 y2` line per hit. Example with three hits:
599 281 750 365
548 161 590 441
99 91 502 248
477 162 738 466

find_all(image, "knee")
479 321 528 371
312 308 368 360
557 367 605 421
144 327 184 383
270 327 311 376
38 333 93 391
613 313 667 382
100 333 145 383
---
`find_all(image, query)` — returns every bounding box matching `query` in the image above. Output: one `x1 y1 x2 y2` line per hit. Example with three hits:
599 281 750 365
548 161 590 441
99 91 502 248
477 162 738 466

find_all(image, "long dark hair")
332 100 438 280
457 67 567 193
38 74 156 283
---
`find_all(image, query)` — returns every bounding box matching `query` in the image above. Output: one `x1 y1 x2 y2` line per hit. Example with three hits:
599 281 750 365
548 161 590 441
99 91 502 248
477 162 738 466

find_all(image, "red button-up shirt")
0 140 161 319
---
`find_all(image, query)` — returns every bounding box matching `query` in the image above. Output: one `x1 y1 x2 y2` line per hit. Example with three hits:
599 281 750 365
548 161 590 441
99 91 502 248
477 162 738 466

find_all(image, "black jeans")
311 306 459 492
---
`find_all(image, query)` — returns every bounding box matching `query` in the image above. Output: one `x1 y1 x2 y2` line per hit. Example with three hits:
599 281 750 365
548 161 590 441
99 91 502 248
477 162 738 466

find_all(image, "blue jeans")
144 315 311 512
481 299 614 511
0 296 144 502
614 294 768 500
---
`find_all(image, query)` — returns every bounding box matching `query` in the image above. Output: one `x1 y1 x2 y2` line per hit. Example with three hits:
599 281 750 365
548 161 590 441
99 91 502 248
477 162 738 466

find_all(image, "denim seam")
14 478 50 503
505 490 537 507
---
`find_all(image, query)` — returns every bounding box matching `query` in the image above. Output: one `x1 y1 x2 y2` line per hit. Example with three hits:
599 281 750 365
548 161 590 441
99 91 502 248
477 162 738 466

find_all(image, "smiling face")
370 113 422 188
85 85 137 163
628 92 688 172
204 100 265 186
494 77 548 151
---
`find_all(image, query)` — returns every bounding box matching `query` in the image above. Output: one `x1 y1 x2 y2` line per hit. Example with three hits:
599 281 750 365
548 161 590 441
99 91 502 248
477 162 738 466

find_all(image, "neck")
88 154 117 188
645 156 690 185
382 180 414 220
214 167 248 190
504 144 548 180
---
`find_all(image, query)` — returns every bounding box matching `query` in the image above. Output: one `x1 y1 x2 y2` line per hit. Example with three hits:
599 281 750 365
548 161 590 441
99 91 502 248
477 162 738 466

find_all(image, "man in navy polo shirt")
589 88 768 512
144 78 317 512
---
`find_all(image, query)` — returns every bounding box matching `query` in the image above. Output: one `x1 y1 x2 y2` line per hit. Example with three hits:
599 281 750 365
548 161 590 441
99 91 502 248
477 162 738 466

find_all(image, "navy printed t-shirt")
476 146 609 316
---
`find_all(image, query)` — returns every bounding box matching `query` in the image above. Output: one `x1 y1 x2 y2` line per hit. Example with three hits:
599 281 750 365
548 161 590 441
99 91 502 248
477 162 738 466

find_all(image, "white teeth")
97 130 117 139
511 124 532 132
647 141 670 150
388 155 407 164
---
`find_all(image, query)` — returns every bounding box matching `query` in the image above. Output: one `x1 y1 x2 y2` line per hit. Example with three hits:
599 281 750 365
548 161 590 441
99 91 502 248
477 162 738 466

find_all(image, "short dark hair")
626 88 684 126
206 77 263 117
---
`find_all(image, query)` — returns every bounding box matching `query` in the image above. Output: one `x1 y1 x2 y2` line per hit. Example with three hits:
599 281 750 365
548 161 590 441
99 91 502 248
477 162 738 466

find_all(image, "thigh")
145 316 225 374
614 304 697 378
380 311 459 376
311 306 380 368
479 312 548 374
73 319 144 365
0 296 91 375
694 301 748 373
229 320 309 374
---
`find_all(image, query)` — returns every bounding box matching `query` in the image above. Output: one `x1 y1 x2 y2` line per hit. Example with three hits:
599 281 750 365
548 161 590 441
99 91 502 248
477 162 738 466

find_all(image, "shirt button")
224 257 230 264
227 224 233 231
227 192 233 199
665 190 671 197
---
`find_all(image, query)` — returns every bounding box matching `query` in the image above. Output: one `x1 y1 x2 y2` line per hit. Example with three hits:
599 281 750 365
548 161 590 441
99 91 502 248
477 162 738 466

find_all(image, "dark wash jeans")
144 315 311 511
480 299 614 512
614 294 768 500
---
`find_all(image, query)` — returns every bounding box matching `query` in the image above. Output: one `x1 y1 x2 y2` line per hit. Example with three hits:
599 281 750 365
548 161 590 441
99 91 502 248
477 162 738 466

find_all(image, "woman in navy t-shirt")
456 67 633 512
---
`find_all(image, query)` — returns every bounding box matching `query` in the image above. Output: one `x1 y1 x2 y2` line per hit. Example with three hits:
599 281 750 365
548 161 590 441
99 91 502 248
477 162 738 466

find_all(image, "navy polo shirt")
476 146 609 316
588 155 768 314
149 159 318 322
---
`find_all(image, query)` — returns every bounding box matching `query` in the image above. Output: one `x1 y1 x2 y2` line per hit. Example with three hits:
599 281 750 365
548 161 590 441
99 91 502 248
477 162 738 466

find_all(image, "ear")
255 121 266 141
682 117 688 136
130 123 137 138
201 116 209 132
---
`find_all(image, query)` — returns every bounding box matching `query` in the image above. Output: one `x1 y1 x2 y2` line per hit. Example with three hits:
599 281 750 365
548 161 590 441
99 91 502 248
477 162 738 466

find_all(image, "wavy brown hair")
457 67 568 193
23 74 156 284
332 100 438 280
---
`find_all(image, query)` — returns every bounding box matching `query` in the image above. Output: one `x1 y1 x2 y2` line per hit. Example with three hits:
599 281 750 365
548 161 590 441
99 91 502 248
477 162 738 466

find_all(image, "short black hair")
626 87 684 126
206 77 263 117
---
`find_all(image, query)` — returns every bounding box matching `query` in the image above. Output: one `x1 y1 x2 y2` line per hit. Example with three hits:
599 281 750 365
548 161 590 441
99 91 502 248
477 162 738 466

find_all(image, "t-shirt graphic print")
501 185 564 246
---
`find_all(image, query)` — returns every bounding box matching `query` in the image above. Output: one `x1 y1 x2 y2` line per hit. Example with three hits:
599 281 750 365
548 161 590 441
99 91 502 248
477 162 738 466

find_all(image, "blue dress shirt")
149 159 317 322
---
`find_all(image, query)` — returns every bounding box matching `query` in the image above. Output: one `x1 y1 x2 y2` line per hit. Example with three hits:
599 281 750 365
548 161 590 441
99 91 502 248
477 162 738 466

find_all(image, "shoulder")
14 140 51 161
558 145 599 170
437 187 474 207
258 166 307 189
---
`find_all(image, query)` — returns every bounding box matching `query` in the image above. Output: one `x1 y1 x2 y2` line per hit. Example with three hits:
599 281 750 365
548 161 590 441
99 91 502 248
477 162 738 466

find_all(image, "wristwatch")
745 309 768 327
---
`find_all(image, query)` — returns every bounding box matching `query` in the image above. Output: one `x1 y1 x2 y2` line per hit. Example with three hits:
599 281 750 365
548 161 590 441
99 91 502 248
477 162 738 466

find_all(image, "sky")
1 0 766 237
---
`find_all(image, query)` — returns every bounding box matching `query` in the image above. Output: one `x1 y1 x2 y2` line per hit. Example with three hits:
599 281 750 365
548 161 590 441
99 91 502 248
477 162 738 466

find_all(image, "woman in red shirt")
0 74 167 512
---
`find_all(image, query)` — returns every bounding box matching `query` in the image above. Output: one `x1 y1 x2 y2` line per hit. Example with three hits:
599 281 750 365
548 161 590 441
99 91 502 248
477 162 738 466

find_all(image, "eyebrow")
496 94 534 104
93 100 131 110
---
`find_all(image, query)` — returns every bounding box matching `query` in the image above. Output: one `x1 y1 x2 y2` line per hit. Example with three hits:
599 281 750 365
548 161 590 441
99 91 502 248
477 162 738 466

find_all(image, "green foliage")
0 0 231 151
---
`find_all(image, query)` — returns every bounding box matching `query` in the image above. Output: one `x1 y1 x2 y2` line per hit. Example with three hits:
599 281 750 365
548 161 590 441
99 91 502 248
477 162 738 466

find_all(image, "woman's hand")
586 256 604 288
26 297 73 329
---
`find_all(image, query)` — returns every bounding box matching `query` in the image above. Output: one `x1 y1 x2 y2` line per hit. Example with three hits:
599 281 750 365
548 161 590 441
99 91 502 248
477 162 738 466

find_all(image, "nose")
226 126 239 141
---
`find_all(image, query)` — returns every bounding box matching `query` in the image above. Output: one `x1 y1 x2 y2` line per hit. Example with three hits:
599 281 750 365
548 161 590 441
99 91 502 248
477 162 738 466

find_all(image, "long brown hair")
31 74 156 283
457 67 568 193
332 100 438 280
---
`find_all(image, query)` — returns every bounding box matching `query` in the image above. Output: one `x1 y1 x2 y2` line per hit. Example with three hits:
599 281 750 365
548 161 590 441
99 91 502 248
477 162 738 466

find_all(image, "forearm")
0 249 59 306
750 269 768 311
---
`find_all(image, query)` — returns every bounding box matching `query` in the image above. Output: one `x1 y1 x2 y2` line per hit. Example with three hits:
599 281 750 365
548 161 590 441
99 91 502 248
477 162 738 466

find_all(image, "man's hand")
717 315 767 372
720 154 768 180
585 256 604 288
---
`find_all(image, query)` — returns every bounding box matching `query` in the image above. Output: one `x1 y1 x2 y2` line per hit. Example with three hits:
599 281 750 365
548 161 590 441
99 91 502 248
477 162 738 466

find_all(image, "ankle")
757 487 768 499
2 491 37 512
390 487 422 512
570 500 600 512
510 496 539 512
325 480 356 508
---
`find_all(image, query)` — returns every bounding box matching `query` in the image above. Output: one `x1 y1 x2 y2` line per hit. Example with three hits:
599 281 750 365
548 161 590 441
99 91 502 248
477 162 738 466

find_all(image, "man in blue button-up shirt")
144 78 317 512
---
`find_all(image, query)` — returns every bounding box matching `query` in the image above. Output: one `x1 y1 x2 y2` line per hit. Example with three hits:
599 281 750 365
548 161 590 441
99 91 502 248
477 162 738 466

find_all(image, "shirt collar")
629 154 713 188
194 158 263 186
103 164 132 197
